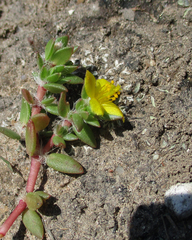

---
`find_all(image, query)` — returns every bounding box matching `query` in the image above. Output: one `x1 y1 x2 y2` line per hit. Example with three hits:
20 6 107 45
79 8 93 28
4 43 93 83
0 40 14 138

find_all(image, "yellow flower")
84 70 124 121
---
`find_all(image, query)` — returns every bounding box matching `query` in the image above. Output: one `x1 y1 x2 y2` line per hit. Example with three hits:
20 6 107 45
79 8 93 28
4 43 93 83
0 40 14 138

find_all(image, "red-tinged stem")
26 156 41 193
63 119 72 128
0 200 27 238
32 86 47 116
43 134 55 154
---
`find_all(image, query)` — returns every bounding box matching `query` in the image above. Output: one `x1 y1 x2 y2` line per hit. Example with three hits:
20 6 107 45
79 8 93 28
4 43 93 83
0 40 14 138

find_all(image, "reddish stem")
31 86 47 116
43 134 55 154
0 200 27 238
26 156 41 193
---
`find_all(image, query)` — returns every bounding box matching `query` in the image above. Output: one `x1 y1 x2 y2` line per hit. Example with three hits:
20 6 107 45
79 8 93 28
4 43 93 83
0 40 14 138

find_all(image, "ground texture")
0 0 192 239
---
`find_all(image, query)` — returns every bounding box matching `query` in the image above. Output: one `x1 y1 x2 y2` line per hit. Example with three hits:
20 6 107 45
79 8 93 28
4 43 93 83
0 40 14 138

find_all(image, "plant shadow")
129 201 192 240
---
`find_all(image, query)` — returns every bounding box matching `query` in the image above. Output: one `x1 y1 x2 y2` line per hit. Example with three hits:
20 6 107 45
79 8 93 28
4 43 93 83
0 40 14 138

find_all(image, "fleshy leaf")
0 156 13 172
35 191 50 200
85 114 100 127
59 75 84 84
75 99 85 110
61 66 78 75
26 192 43 211
57 78 71 84
52 135 66 148
22 209 44 239
78 111 89 120
0 127 21 140
72 113 84 132
45 38 55 61
46 73 61 83
55 36 69 47
49 65 65 75
73 122 96 148
63 133 78 141
43 83 68 94
51 47 73 65
58 92 70 118
55 125 68 137
31 113 50 132
25 120 37 156
41 97 55 106
81 85 88 99
21 89 35 105
46 153 84 174
40 66 48 80
20 98 31 124
45 104 59 115
37 53 44 70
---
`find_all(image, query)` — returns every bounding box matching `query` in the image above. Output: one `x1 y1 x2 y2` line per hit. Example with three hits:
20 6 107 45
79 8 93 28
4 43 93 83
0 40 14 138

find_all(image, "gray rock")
165 183 192 219
121 8 135 21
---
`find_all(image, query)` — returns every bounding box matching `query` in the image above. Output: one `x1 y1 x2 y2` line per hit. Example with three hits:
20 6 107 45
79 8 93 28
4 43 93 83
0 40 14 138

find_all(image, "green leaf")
63 133 78 141
37 53 44 70
45 104 59 115
51 47 73 65
72 113 84 132
55 125 68 137
55 36 69 47
0 127 21 140
35 191 50 200
85 114 100 127
26 192 43 211
43 83 68 94
31 113 50 132
0 156 13 172
46 153 84 174
46 73 61 83
73 122 96 148
40 66 48 80
57 78 71 84
49 65 65 75
25 120 37 156
61 66 78 75
78 111 89 120
41 97 55 106
58 92 70 118
52 135 66 148
59 75 84 84
21 88 35 104
20 98 31 124
45 38 55 61
22 209 44 239
75 99 85 110
81 85 88 99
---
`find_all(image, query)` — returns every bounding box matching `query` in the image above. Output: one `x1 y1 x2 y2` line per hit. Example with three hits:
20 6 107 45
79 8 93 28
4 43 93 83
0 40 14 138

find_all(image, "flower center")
96 81 121 103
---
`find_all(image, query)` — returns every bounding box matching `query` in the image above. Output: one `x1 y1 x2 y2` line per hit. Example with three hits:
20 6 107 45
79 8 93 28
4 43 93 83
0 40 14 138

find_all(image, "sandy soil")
0 0 192 239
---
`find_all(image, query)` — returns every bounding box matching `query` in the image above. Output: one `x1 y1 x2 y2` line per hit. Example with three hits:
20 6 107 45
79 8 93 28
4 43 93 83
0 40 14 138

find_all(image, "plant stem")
26 156 41 193
0 200 27 238
43 134 55 154
32 85 47 116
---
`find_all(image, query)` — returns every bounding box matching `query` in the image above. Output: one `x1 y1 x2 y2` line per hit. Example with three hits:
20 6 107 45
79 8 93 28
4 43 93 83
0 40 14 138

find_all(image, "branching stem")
0 200 27 238
26 156 41 193
32 85 47 116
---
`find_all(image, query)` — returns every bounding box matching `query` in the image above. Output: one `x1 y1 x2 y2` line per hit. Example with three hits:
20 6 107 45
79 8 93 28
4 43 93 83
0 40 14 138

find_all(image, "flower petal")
84 70 96 98
90 98 104 116
102 102 124 120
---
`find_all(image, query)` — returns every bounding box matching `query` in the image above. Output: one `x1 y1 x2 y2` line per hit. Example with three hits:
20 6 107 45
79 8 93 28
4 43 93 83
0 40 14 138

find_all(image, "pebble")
165 183 192 219
121 9 135 21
